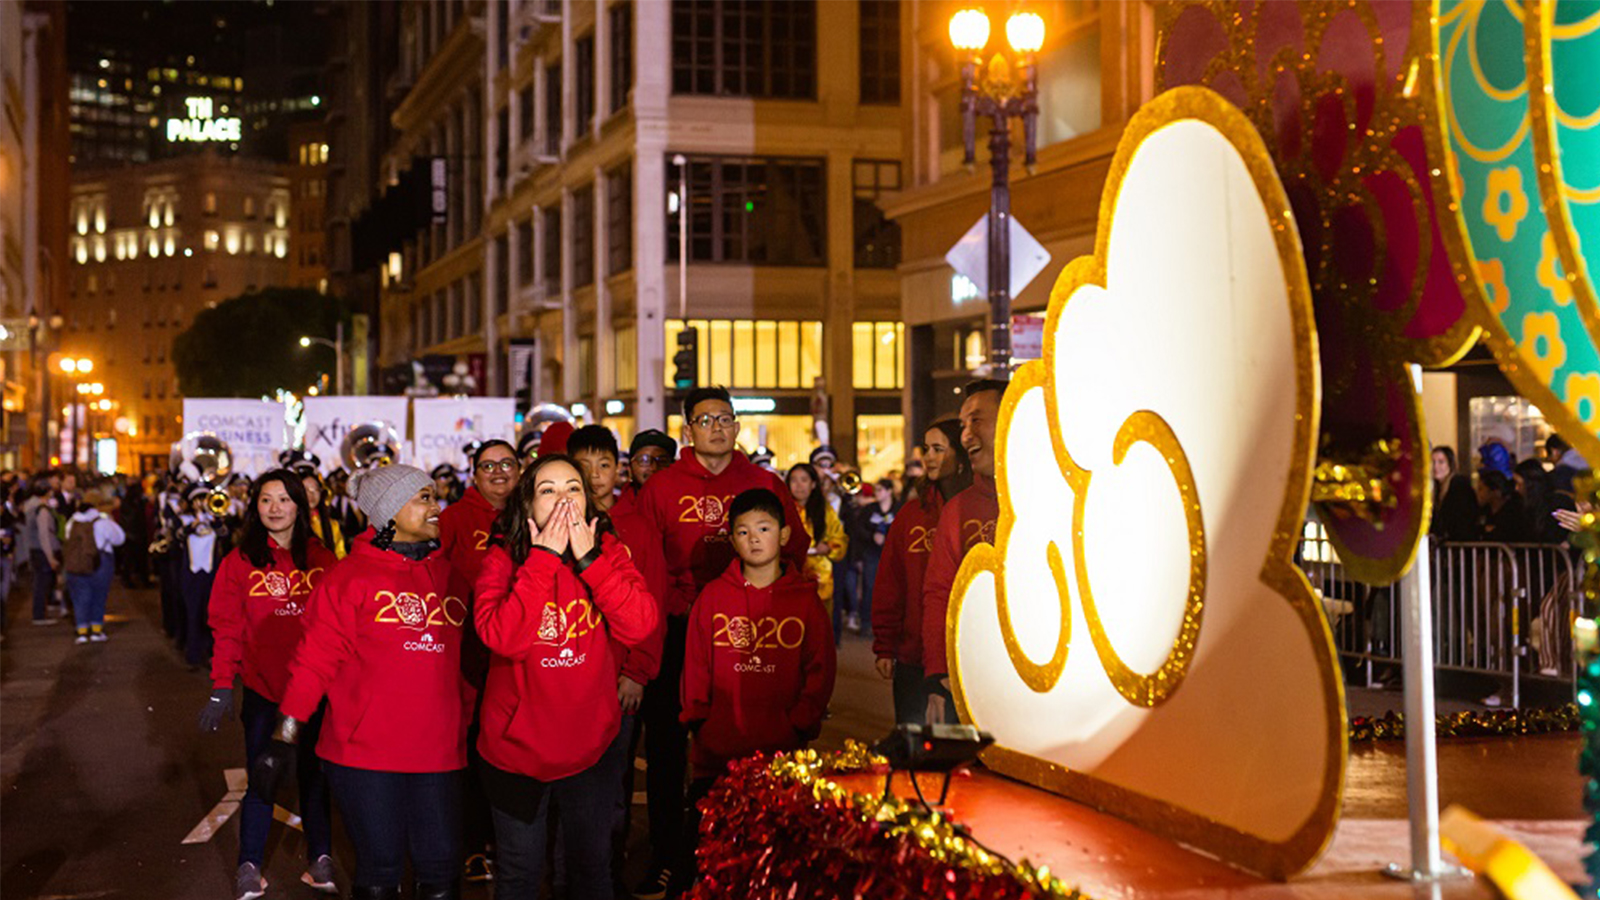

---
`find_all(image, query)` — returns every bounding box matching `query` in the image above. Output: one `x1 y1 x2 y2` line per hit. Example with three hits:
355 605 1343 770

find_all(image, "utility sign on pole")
944 213 1052 302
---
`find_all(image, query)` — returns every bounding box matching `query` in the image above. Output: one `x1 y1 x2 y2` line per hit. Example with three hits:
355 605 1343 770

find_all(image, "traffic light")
673 327 699 391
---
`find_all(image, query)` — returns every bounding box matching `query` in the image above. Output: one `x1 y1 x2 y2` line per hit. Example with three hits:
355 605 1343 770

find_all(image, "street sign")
944 214 1052 300
1011 313 1046 361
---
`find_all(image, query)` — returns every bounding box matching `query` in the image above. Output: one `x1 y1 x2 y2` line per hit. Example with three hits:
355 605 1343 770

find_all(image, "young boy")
678 488 836 885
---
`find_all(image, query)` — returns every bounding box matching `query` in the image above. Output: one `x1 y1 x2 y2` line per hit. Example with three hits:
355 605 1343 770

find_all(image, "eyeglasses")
691 413 737 430
475 459 518 474
632 454 668 468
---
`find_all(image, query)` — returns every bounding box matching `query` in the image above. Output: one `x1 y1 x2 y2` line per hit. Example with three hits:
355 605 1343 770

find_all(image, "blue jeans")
487 722 631 900
30 549 56 620
66 552 114 632
323 763 462 890
239 688 331 868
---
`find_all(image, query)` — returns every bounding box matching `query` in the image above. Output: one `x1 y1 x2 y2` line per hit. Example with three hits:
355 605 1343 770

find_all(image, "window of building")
578 334 595 397
203 192 216 216
544 62 562 156
496 106 510 187
541 205 562 295
664 318 822 389
851 321 905 389
671 0 816 99
666 156 825 266
610 4 633 113
519 85 535 143
494 233 510 314
244 196 255 218
572 185 595 289
853 159 901 268
615 324 637 393
859 0 900 105
606 165 632 276
575 35 596 135
517 218 534 287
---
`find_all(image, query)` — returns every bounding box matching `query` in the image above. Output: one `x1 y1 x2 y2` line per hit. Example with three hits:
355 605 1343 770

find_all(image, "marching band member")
179 484 232 668
253 465 473 900
199 469 340 900
298 468 347 559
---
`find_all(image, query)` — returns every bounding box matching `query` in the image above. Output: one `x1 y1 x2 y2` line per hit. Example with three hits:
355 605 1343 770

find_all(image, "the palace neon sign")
167 97 241 143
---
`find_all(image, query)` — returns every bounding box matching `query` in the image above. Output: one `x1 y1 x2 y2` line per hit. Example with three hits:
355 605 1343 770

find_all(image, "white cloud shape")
948 88 1345 879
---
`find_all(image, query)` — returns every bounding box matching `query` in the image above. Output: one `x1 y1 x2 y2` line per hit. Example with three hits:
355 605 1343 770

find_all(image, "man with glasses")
631 387 810 899
436 438 519 884
616 430 677 516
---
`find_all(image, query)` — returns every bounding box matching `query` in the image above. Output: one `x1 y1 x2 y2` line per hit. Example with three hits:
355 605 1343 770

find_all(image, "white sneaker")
73 634 89 645
89 632 108 643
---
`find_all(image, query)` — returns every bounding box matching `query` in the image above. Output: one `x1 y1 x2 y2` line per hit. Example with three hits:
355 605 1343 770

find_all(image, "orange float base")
830 764 1583 899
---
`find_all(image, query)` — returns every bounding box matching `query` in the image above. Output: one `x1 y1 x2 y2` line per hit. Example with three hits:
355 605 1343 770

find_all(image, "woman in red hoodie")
474 453 659 900
198 469 341 900
870 419 971 725
251 464 473 900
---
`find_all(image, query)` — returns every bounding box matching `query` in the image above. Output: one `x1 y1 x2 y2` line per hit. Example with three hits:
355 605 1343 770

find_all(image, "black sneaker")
632 865 673 900
463 852 494 883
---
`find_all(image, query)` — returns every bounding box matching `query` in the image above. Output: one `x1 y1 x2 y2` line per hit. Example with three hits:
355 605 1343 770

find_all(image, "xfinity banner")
181 398 290 477
301 396 411 471
411 397 517 472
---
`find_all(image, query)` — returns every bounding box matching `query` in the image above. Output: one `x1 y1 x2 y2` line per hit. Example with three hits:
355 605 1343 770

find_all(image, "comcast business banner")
181 399 289 477
301 396 411 471
411 397 517 473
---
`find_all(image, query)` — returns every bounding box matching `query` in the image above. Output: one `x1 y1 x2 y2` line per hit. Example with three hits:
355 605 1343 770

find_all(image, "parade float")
689 2 1597 898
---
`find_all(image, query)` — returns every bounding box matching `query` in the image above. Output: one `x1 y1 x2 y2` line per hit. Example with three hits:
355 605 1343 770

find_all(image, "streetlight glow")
1006 11 1045 54
299 336 311 347
78 359 93 374
949 8 991 52
59 358 77 374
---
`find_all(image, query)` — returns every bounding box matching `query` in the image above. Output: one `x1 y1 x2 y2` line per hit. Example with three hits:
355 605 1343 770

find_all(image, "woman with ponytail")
199 469 340 900
473 453 659 900
253 464 473 900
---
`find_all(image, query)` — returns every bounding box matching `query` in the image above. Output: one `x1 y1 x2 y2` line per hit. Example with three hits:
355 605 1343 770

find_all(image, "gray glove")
197 687 234 732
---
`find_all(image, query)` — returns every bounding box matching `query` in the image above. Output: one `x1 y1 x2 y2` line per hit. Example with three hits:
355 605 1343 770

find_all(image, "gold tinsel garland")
768 741 1090 900
1348 704 1580 743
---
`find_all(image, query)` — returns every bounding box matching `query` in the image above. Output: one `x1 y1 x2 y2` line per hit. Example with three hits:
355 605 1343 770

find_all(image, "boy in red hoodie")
632 386 809 898
679 488 836 889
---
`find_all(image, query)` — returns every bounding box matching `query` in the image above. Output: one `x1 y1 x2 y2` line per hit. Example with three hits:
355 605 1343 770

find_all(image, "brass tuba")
839 471 864 495
341 421 402 471
176 431 234 518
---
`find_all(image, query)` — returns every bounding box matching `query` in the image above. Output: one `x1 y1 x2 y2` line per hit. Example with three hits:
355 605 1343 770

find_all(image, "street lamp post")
56 356 94 467
950 8 1045 377
299 320 345 395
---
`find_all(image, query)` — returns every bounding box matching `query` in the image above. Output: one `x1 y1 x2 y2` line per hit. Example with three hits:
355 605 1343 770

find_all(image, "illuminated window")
204 230 219 251
163 201 174 226
147 234 159 258
664 318 822 389
319 143 329 163
243 232 255 254
163 235 175 257
243 196 255 218
93 237 106 262
203 192 216 215
94 205 106 233
615 324 637 393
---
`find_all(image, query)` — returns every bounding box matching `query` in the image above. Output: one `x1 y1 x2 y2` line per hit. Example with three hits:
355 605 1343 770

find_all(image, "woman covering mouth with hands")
251 464 474 900
472 453 659 900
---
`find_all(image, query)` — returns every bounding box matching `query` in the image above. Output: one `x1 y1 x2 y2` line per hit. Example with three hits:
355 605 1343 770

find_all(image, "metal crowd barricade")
1298 524 1579 709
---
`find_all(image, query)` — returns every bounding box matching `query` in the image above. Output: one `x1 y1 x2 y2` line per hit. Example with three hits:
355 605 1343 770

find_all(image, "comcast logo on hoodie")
540 646 589 669
403 632 448 653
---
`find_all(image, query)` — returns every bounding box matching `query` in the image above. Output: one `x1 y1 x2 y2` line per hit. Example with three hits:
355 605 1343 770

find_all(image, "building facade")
288 120 331 292
347 0 910 477
65 153 292 471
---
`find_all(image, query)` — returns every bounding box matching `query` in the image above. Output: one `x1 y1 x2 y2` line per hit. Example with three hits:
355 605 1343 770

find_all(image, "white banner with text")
301 396 411 471
410 397 517 472
180 399 290 476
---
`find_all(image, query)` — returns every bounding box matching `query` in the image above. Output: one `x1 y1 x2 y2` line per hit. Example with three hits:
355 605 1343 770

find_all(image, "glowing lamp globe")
1006 11 1045 54
949 8 990 52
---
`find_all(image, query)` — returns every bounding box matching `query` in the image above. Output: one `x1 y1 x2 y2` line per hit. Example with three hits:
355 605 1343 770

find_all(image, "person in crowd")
199 470 340 900
750 446 778 476
1513 457 1564 544
24 480 62 625
435 439 518 883
1476 468 1531 543
516 431 541 469
117 480 155 589
326 468 367 540
631 386 809 900
923 380 1008 724
299 469 347 559
474 453 659 900
538 422 575 458
679 488 836 889
903 456 925 491
253 465 472 900
1430 446 1479 542
62 497 126 644
845 478 897 636
0 480 19 624
225 473 253 531
432 464 465 509
617 430 676 514
569 425 669 893
873 420 972 724
1547 433 1589 512
785 462 847 621
178 484 234 667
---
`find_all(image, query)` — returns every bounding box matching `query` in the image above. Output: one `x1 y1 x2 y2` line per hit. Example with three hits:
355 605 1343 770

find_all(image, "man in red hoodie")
921 379 1007 725
631 386 809 899
680 488 835 886
613 429 676 517
434 438 517 883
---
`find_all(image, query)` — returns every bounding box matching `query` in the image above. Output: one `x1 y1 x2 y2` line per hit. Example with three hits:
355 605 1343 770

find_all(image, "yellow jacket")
799 504 848 604
310 514 346 560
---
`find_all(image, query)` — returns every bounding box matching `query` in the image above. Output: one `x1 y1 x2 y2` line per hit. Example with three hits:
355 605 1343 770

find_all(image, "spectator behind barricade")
1478 442 1515 480
1430 446 1479 542
1476 468 1530 543
1513 458 1564 544
1546 433 1588 513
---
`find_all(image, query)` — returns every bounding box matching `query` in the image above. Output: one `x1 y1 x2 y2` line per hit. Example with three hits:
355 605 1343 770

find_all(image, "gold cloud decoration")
947 87 1345 880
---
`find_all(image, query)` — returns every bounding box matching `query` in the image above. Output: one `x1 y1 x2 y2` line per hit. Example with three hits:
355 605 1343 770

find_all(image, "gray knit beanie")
348 464 433 529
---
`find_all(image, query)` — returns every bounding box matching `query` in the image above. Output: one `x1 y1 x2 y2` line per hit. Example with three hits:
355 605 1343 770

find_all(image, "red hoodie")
438 486 502 591
279 539 474 773
208 537 340 702
681 561 836 779
870 491 943 666
608 505 668 684
921 475 998 679
636 447 810 616
474 534 660 781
